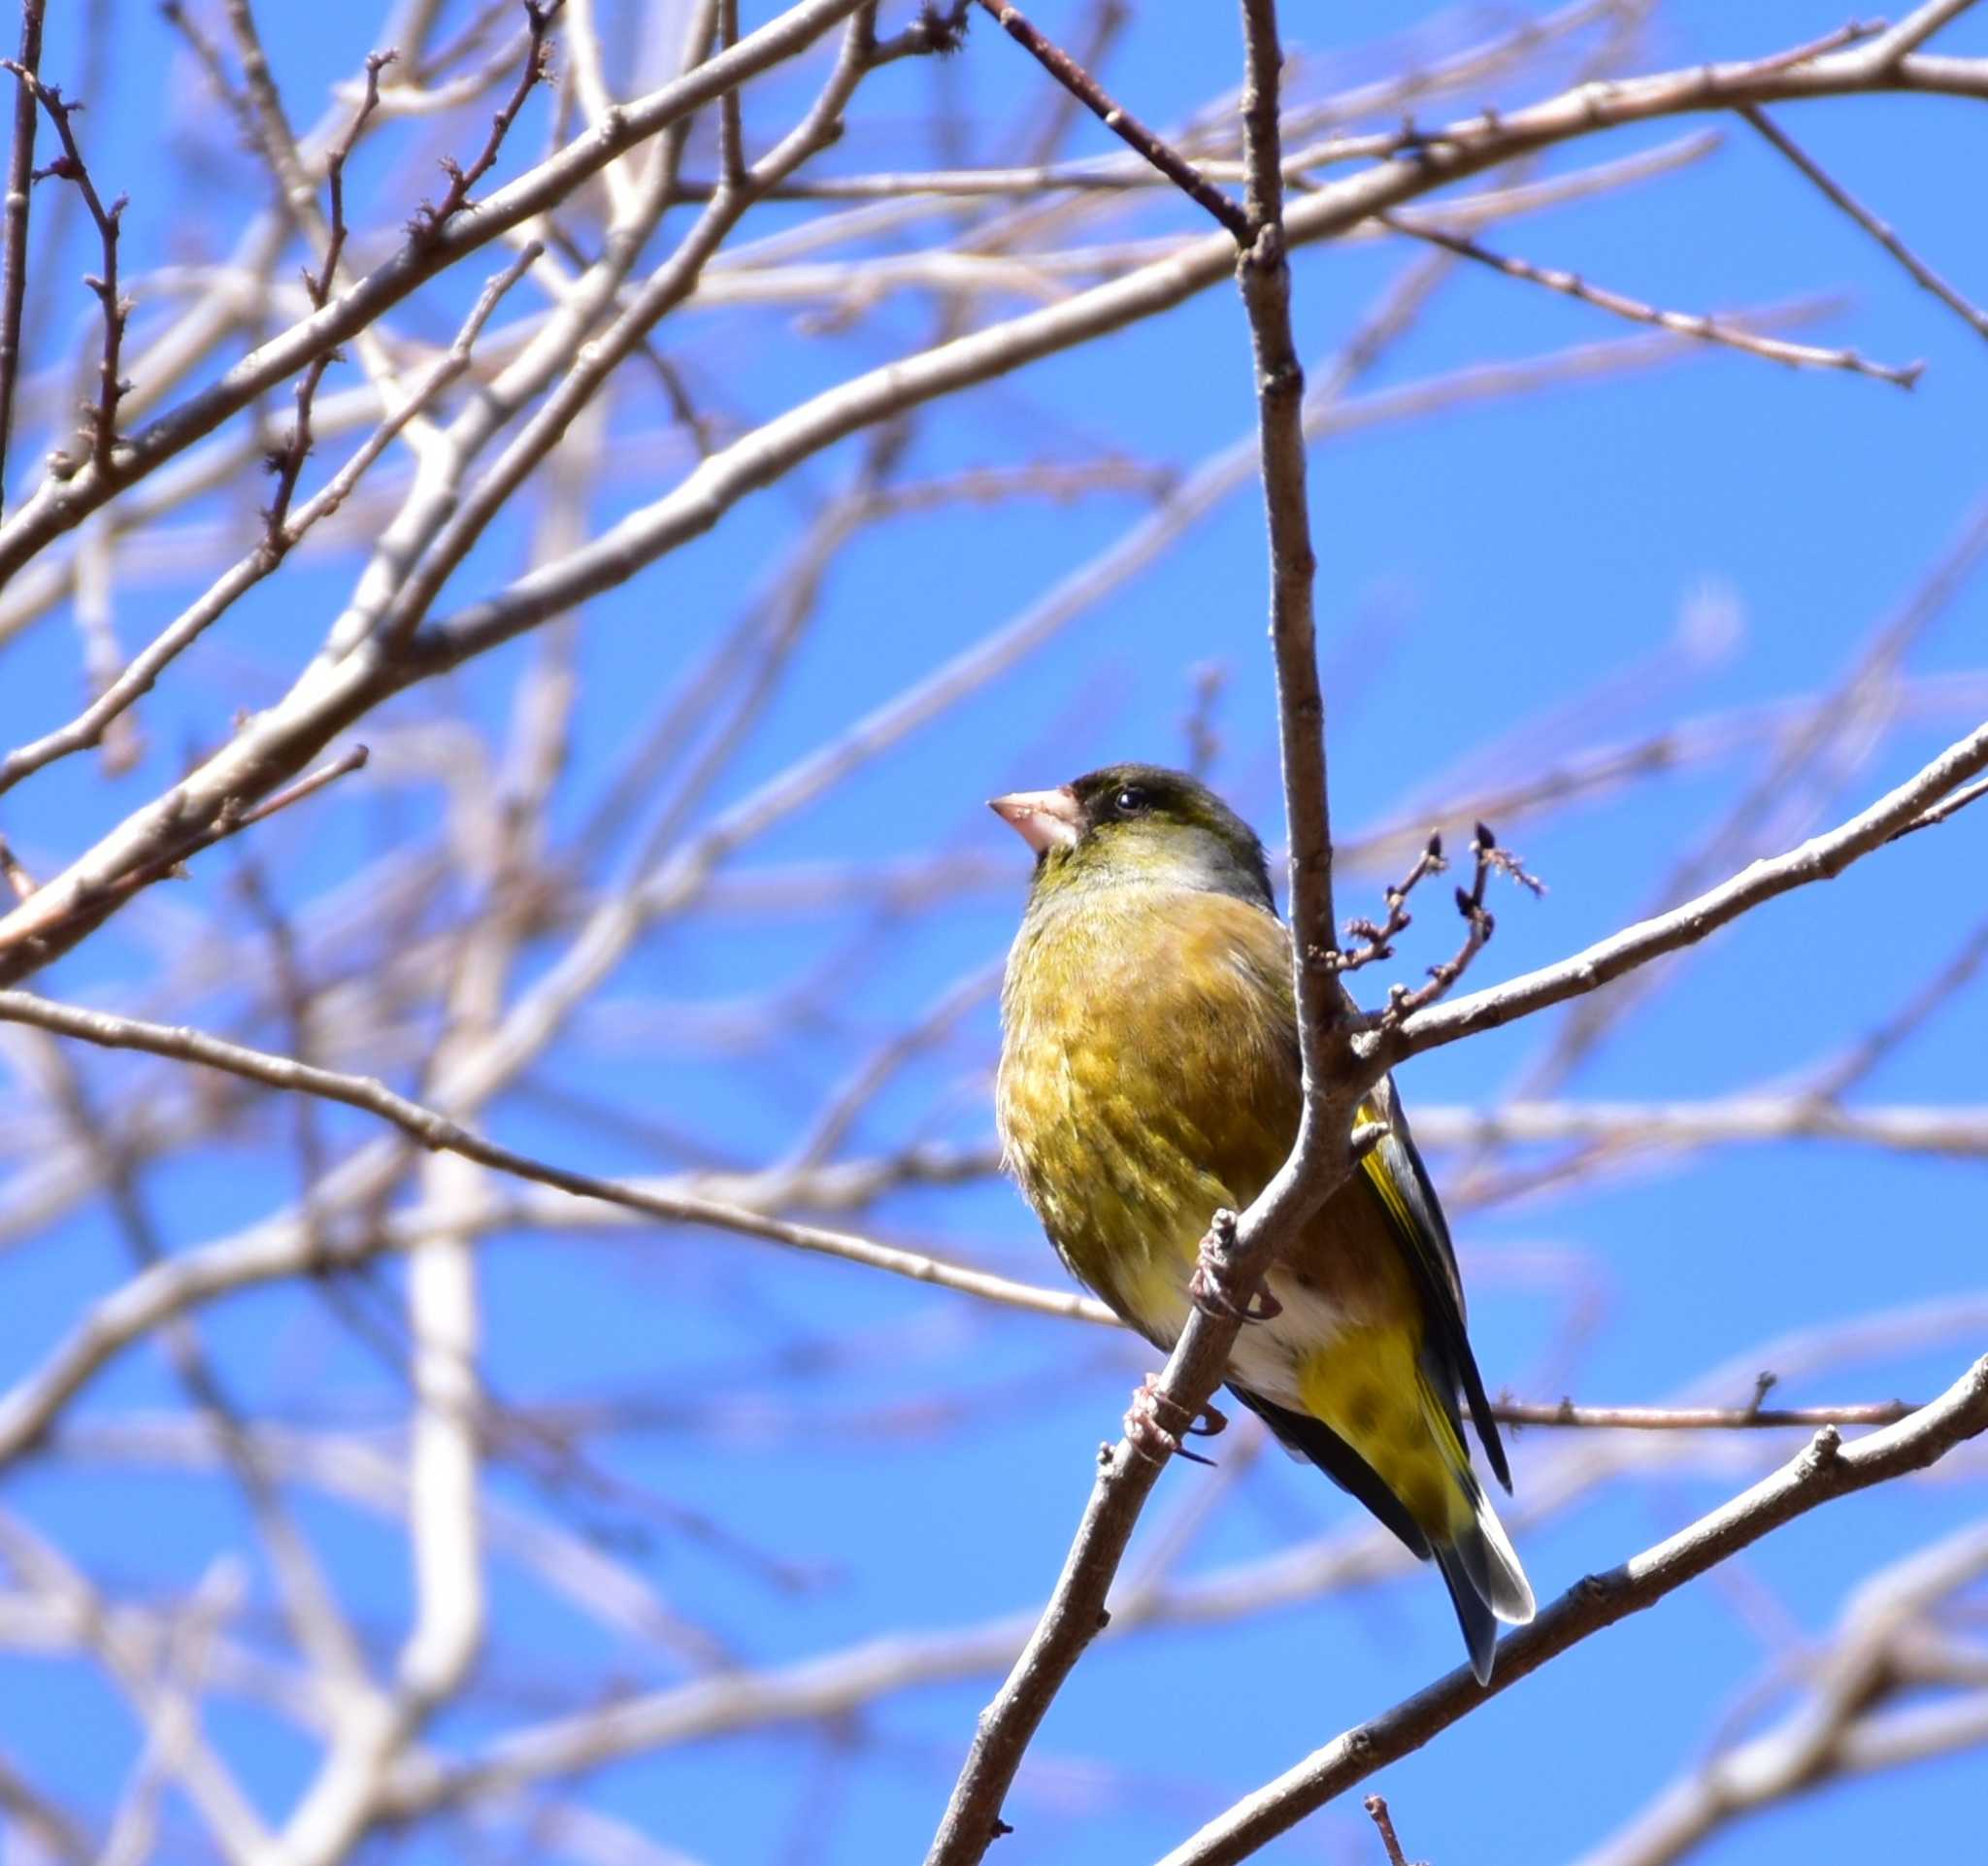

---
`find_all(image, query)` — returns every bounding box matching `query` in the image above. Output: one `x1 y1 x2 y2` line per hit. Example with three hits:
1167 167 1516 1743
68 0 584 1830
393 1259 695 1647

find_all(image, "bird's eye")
1113 785 1151 816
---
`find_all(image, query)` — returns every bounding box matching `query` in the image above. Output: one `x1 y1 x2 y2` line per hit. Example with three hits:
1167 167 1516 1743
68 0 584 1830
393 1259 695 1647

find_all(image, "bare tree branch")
4 17 1987 585
1158 1353 1988 1866
1741 103 1988 344
1384 211 1924 386
924 1 1369 1854
0 0 46 519
1382 718 1988 1065
0 8 1978 1858
969 0 1248 239
1484 1397 1919 1431
1573 1518 1988 1866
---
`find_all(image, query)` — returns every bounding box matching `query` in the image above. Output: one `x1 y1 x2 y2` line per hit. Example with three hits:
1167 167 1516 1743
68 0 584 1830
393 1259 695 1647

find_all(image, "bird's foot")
1124 1373 1224 1466
1189 1209 1281 1323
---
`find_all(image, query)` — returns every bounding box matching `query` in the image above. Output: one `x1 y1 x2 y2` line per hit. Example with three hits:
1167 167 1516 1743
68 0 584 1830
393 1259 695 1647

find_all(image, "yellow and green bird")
991 763 1534 1682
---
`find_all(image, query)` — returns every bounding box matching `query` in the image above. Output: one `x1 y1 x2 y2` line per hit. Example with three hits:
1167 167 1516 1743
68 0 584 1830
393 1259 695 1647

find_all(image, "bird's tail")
1418 1371 1535 1683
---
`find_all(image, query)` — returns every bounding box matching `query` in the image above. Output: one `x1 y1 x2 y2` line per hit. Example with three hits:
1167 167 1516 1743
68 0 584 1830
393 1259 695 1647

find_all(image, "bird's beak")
988 785 1082 853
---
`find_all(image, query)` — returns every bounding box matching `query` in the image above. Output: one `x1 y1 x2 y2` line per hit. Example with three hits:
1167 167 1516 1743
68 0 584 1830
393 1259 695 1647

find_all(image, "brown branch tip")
1337 830 1448 974
2 62 129 475
412 0 566 239
1364 1795 1422 1866
1366 820 1545 1023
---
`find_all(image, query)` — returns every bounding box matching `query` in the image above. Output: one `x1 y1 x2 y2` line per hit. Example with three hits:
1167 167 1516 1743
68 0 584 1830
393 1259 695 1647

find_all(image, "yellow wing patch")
1296 1323 1474 1541
1356 1096 1418 1236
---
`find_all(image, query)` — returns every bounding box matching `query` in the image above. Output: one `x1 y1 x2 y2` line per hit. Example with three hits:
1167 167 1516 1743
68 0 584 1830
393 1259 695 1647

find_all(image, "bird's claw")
1187 1398 1228 1438
1189 1252 1282 1324
1124 1373 1221 1466
1195 1277 1282 1324
1189 1207 1281 1323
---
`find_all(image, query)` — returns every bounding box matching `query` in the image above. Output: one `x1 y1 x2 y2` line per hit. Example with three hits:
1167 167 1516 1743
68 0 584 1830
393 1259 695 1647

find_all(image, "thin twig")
1363 1795 1419 1866
263 49 397 545
1485 1398 1918 1430
1736 18 1892 81
1335 832 1447 975
1386 212 1924 387
662 122 1716 206
865 0 970 65
1413 1095 1988 1166
1380 822 1543 1025
1742 104 1988 343
0 833 32 899
157 5 259 146
413 0 565 239
0 62 129 472
0 245 535 803
0 746 370 953
1182 661 1227 778
0 0 48 520
1865 0 1980 64
1887 771 1988 842
968 0 1248 238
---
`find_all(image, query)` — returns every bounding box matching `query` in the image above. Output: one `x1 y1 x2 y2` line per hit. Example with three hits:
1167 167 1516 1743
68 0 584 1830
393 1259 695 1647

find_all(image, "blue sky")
0 3 1984 1863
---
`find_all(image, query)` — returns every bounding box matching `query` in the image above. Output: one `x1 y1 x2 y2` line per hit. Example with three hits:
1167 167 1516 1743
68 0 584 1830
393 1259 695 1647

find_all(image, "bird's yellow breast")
998 886 1294 1320
997 883 1417 1354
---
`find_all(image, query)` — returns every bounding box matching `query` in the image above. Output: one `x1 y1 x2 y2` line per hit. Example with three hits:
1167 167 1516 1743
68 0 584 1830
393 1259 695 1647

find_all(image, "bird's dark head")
989 763 1275 909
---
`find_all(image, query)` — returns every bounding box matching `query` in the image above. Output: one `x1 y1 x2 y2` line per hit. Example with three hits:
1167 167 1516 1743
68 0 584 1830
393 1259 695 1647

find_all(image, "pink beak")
989 785 1083 853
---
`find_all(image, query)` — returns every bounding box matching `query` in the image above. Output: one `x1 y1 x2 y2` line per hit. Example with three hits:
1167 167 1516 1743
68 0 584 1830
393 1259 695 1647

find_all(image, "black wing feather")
1359 1072 1512 1491
1226 1383 1430 1559
1230 1383 1502 1683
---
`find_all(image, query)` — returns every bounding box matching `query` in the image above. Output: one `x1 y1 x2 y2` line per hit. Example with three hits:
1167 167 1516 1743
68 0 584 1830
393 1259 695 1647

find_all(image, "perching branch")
923 1 1358 1855
0 7 1980 1859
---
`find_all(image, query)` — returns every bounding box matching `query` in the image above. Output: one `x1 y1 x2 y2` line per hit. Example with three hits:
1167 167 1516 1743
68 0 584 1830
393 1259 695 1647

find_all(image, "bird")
990 762 1533 1683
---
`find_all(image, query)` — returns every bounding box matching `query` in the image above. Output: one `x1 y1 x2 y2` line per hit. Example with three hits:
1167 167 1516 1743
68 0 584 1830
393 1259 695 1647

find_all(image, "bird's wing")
1186 902 1511 1489
1356 1071 1512 1490
1224 1383 1430 1558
